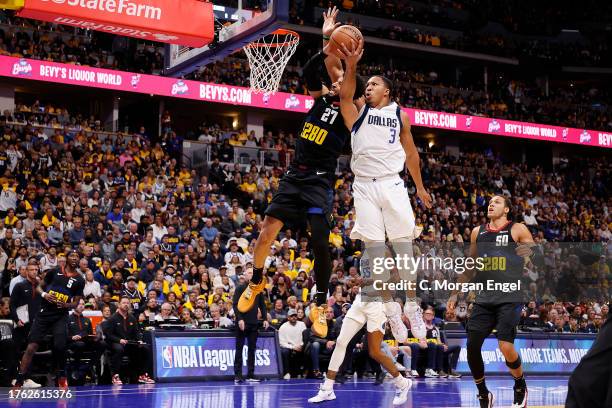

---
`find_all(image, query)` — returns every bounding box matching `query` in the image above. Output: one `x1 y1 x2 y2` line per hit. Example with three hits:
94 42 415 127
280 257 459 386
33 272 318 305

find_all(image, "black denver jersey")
474 221 526 304
41 268 85 315
292 95 350 173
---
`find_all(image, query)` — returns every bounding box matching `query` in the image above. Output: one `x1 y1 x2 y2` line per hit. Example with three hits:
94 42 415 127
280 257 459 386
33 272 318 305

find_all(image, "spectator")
278 309 306 379
104 296 155 385
233 268 269 383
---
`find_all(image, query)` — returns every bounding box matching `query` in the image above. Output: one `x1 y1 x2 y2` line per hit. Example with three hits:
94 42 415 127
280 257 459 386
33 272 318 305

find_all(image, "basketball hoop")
244 29 299 94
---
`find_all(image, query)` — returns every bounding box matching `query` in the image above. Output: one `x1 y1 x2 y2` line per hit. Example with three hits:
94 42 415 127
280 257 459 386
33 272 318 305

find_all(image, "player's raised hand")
322 7 341 37
337 39 363 66
417 188 433 209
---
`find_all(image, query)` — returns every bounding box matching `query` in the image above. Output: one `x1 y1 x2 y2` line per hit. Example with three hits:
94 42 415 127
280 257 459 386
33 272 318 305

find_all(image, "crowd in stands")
2 10 612 131
188 56 612 132
0 105 609 383
294 0 612 65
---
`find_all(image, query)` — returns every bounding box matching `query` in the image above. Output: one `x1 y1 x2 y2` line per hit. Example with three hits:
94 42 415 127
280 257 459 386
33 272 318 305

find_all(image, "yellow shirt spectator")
241 181 257 195
171 281 188 300
42 214 58 228
329 231 343 248
4 215 17 226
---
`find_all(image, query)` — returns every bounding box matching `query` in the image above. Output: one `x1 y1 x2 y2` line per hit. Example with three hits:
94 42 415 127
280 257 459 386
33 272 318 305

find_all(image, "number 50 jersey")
292 95 350 173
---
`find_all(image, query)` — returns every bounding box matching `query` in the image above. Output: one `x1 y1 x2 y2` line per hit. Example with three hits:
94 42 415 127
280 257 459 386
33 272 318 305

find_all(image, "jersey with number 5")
41 268 85 315
292 95 350 173
351 102 404 178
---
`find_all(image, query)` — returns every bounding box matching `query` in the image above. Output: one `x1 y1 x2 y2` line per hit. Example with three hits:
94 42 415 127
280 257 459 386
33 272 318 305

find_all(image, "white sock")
392 374 408 389
323 377 335 390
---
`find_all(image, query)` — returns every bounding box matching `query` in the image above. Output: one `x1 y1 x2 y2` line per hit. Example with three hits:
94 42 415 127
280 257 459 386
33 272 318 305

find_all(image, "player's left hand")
416 188 433 209
337 39 364 66
322 7 341 37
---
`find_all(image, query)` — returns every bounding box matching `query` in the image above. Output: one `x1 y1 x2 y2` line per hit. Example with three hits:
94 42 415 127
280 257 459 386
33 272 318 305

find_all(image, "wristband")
323 35 330 41
41 291 48 299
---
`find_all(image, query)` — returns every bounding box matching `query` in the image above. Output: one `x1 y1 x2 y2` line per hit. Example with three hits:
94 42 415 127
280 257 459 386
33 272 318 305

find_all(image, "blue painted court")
3 376 570 408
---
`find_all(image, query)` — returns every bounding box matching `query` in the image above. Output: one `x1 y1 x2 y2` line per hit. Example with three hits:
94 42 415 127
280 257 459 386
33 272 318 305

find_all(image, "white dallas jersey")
351 102 405 178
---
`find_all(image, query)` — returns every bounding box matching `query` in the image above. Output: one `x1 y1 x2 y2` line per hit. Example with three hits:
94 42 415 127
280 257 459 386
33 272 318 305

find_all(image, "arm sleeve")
303 51 326 92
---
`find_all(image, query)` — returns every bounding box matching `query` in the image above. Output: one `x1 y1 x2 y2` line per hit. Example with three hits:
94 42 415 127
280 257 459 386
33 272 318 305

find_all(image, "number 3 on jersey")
300 122 328 145
388 128 397 144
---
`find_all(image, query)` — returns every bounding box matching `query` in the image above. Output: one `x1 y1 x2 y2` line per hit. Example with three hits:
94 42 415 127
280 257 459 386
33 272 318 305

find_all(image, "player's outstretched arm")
322 7 343 84
399 111 432 209
337 40 363 130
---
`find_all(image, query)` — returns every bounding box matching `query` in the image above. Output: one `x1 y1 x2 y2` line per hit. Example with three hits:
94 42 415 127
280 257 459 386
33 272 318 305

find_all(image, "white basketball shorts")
345 294 387 334
350 174 416 242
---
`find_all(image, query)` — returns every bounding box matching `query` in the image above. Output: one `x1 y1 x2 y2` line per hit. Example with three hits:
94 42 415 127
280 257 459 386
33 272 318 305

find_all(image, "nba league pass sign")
153 334 280 381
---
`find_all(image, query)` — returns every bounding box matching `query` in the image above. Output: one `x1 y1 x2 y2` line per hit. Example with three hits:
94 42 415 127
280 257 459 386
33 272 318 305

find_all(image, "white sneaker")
410 370 419 377
283 373 291 380
308 385 336 403
425 369 439 378
23 379 42 388
395 362 407 372
403 301 426 340
392 378 412 405
384 302 408 343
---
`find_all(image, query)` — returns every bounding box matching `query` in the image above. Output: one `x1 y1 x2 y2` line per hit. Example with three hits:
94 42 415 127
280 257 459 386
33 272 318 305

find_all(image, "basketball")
328 25 363 58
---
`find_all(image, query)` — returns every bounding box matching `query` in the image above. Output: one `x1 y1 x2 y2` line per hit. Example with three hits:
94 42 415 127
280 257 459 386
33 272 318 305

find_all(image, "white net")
244 29 299 94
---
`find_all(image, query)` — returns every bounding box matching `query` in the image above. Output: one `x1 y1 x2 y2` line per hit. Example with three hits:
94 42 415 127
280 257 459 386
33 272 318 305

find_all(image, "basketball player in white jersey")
337 40 433 342
309 245 412 405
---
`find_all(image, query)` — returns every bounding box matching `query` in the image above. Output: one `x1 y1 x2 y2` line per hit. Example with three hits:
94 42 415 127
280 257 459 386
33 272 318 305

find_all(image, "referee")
233 269 269 383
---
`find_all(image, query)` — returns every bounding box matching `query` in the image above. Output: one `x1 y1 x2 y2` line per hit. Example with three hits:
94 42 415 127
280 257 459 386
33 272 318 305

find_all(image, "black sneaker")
478 392 494 408
234 376 245 384
311 370 324 380
245 377 261 383
448 370 462 378
335 374 347 385
512 387 527 408
374 371 385 385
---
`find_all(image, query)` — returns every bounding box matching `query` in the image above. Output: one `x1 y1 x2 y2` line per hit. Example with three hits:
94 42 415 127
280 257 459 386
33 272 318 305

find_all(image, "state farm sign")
18 0 213 47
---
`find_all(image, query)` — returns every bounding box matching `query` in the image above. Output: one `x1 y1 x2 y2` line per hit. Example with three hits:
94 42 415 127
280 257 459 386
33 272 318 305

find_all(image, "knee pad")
506 356 522 370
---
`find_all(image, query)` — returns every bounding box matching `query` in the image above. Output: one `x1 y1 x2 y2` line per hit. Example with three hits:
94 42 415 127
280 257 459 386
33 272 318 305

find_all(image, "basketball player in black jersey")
14 250 85 388
447 195 536 408
238 7 364 338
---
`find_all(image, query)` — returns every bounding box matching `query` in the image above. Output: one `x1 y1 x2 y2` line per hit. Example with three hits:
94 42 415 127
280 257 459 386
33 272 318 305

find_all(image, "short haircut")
374 75 393 97
492 194 513 219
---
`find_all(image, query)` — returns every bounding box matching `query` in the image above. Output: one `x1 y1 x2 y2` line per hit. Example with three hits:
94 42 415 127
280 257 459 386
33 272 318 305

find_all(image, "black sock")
315 291 327 306
15 372 25 384
513 374 526 389
475 377 489 396
251 267 264 285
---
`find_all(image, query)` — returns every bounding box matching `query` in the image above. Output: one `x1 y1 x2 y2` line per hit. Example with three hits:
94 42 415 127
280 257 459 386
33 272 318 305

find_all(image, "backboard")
163 0 289 78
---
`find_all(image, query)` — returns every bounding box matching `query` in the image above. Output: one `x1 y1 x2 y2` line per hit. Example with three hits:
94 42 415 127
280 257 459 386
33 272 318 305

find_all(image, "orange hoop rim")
245 29 300 48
